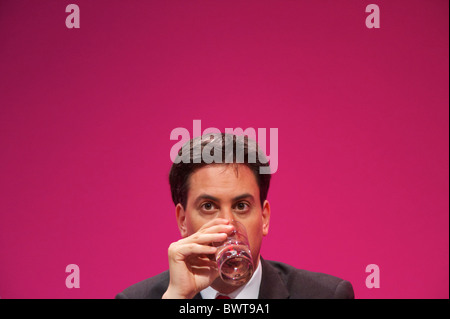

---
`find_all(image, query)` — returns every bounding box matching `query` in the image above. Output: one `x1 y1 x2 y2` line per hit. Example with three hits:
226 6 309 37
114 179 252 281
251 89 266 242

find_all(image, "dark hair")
169 133 271 209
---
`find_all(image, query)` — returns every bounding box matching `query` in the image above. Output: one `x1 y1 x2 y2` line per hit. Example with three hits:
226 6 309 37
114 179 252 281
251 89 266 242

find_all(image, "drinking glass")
215 220 254 286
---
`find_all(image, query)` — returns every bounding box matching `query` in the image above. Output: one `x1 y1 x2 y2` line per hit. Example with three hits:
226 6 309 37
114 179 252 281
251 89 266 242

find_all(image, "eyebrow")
232 193 255 203
194 193 255 206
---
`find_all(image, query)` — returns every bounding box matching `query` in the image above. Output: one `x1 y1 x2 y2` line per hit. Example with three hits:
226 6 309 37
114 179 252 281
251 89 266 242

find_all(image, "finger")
187 255 218 269
199 224 235 235
198 218 231 231
175 243 217 257
181 232 228 245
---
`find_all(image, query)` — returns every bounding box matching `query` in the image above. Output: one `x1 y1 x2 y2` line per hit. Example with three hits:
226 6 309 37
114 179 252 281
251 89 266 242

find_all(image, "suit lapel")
193 292 202 299
258 258 290 299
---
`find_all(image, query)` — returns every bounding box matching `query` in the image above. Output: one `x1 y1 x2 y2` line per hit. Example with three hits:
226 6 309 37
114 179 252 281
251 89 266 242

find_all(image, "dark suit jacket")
115 258 354 299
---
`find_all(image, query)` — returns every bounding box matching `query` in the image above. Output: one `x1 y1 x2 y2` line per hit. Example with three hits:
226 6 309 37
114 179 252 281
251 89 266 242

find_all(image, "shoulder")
262 260 354 299
115 270 170 299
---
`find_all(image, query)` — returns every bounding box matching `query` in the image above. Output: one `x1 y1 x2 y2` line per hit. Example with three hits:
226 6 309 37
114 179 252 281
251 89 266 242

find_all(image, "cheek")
186 221 203 235
184 212 204 235
248 231 263 264
245 221 264 250
185 210 217 235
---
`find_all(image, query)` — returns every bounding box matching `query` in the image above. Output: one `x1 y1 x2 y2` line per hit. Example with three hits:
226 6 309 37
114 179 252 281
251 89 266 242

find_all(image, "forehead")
187 164 259 201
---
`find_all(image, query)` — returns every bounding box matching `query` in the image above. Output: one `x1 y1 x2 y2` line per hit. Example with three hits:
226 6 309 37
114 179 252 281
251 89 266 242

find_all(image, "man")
116 133 354 299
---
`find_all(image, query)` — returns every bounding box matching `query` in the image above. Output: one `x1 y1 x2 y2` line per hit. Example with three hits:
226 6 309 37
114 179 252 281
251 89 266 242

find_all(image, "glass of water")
215 220 254 286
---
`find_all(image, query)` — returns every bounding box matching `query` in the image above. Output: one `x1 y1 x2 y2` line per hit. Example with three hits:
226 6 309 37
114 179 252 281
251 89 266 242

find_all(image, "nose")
219 207 234 222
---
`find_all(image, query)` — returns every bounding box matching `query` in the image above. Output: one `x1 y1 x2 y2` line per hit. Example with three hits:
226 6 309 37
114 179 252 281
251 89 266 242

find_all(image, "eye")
201 202 216 211
235 202 250 211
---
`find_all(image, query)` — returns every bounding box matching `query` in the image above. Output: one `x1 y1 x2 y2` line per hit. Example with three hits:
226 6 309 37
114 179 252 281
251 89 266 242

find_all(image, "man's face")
176 164 270 267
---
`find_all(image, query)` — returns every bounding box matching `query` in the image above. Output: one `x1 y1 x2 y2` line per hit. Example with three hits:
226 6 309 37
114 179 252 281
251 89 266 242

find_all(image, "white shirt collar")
200 260 262 299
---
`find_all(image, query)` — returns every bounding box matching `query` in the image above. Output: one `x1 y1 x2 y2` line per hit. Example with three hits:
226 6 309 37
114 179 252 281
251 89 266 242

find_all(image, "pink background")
0 0 448 299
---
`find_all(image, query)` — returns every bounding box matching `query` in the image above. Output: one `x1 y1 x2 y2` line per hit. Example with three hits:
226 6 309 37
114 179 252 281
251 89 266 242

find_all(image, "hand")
162 218 233 299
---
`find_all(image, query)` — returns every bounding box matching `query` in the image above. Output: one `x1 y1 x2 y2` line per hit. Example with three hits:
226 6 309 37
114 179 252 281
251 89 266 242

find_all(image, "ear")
261 200 271 236
176 203 189 237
